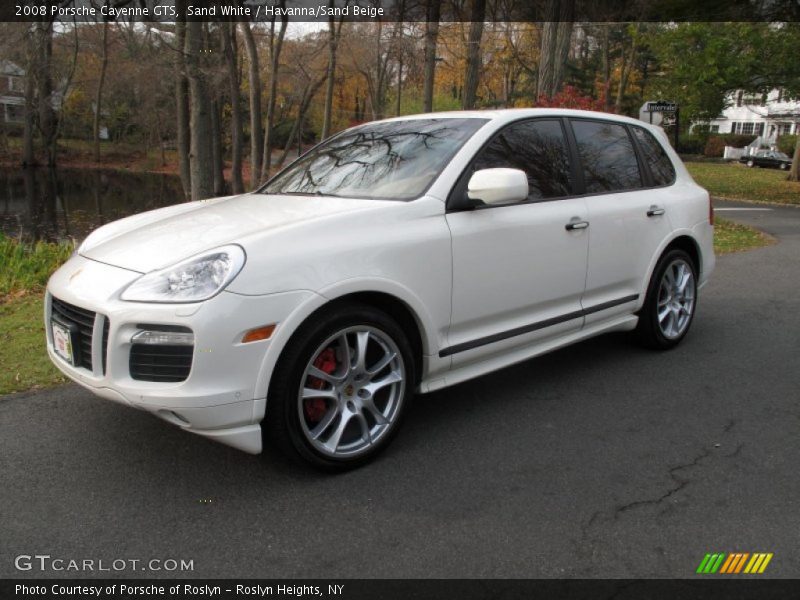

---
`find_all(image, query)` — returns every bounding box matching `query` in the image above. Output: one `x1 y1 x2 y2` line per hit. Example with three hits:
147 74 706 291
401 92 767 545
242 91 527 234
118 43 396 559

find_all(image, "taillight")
709 195 714 226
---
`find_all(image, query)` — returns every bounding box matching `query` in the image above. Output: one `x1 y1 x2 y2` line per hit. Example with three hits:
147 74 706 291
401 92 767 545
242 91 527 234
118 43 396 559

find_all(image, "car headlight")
120 245 246 303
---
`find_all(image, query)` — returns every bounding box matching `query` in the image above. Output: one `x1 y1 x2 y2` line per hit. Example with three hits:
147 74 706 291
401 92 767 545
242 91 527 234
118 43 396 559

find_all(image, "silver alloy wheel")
747 160 755 167
297 326 406 458
657 259 696 339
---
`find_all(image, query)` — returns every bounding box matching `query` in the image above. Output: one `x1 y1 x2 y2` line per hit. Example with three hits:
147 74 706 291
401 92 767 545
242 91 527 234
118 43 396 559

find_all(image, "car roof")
378 108 649 128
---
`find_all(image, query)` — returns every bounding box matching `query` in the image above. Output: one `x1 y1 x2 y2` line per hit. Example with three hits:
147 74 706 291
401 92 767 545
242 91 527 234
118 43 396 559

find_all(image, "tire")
746 159 755 168
780 162 788 170
263 302 415 470
636 249 698 350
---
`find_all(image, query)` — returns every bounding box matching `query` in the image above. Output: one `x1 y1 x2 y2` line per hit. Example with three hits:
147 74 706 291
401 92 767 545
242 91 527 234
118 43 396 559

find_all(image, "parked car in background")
740 150 792 169
45 109 715 470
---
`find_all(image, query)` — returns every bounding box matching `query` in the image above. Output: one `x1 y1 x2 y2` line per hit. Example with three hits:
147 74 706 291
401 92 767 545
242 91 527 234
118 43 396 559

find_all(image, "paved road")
2 200 799 579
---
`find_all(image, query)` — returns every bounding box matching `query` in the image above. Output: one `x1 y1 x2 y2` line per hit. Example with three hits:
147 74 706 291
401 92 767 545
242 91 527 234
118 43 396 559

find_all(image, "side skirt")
418 314 638 394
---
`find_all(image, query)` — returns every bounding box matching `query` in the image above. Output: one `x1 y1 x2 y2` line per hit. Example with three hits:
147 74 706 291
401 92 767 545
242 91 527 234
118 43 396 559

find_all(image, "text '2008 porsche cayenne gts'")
46 109 714 469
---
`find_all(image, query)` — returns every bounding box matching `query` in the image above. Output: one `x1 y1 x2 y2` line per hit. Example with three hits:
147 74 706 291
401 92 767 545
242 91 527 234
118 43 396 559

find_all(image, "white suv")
46 109 714 469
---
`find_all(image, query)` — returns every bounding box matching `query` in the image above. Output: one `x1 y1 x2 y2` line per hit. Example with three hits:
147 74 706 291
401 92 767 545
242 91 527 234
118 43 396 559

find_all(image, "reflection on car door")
444 119 589 366
568 119 674 325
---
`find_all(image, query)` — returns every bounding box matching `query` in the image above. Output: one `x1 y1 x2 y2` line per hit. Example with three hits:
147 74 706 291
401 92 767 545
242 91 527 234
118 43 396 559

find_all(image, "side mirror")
467 168 528 205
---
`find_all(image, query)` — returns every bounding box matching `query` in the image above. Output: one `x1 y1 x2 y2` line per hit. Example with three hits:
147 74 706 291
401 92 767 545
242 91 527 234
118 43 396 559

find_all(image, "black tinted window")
571 120 642 193
632 127 676 186
472 119 572 200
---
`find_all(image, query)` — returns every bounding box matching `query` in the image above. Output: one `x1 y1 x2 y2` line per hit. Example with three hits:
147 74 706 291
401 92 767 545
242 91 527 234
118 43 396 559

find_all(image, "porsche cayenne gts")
46 109 715 469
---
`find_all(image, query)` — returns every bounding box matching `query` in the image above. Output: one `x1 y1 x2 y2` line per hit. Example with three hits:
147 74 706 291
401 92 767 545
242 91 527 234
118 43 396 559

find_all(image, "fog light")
131 330 194 346
241 324 276 343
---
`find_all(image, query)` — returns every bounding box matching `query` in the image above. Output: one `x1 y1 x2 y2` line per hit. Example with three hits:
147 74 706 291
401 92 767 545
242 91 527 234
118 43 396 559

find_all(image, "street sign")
646 101 678 113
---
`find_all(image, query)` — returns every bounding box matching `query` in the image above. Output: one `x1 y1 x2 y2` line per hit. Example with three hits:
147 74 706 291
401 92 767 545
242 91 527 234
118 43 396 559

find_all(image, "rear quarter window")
632 126 676 186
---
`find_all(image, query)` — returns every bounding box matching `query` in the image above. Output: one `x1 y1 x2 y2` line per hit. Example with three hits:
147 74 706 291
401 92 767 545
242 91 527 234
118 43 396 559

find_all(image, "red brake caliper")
304 348 336 423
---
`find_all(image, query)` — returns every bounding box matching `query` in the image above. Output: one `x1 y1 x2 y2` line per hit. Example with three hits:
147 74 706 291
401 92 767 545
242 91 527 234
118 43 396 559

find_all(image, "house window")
756 123 764 136
779 123 793 135
741 122 755 135
710 125 719 133
741 93 762 106
730 122 739 134
7 76 24 93
4 104 24 123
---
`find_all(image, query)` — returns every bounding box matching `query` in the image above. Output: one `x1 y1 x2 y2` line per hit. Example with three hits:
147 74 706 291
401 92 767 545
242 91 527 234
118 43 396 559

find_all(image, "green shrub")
777 134 797 156
704 134 759 157
0 234 74 297
704 137 726 157
679 136 706 155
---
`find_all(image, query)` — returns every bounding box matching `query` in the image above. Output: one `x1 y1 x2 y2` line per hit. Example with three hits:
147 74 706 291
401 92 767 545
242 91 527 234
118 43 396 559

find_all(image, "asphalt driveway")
1 199 799 579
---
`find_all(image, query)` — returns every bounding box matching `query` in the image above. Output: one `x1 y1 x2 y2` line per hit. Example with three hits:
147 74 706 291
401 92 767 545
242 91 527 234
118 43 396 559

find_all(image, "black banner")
4 580 800 600
2 0 800 23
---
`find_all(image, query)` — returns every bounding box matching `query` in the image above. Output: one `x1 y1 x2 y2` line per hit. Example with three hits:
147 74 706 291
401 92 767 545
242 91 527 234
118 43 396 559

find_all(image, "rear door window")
570 120 643 194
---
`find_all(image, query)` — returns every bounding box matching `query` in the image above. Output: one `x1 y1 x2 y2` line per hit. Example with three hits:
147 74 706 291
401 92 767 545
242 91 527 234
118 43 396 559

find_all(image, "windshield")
260 118 488 200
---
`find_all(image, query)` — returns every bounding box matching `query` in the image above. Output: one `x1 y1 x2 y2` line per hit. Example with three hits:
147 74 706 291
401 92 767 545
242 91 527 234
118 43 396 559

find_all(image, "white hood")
80 193 387 272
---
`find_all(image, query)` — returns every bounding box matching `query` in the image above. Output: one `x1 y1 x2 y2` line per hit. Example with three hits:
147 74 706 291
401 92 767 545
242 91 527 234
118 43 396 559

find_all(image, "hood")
80 193 388 272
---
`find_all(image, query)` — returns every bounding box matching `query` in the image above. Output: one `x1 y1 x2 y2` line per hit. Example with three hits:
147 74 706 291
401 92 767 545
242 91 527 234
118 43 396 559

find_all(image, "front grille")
51 296 97 371
129 345 193 382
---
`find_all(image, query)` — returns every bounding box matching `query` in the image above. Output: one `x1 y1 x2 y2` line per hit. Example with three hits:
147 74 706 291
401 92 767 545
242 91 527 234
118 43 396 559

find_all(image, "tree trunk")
240 21 262 190
34 22 57 166
422 0 440 113
462 0 486 110
789 137 800 182
395 56 403 116
551 5 574 98
615 29 639 114
276 76 326 169
210 100 225 196
602 26 612 110
185 20 214 200
23 25 37 166
537 19 556 97
222 21 244 194
174 5 191 198
321 5 343 140
537 0 573 99
93 20 109 162
260 11 289 183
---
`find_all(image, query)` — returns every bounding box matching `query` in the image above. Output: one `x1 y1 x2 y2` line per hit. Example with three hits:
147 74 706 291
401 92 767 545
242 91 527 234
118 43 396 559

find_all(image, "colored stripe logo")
696 552 773 574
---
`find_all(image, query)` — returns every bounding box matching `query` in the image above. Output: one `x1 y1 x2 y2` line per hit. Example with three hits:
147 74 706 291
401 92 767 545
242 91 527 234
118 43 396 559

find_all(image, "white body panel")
46 108 715 454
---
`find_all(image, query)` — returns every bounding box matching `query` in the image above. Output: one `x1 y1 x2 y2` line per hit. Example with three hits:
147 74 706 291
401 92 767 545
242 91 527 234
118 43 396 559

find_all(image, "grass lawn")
0 295 66 395
714 217 773 255
686 161 800 205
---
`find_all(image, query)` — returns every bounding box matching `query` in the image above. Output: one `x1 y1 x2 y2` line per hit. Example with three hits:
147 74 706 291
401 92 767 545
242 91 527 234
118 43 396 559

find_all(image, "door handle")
647 206 666 217
565 220 589 231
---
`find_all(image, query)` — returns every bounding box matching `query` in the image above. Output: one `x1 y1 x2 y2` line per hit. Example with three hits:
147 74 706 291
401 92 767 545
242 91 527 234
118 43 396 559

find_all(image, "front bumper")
45 254 314 454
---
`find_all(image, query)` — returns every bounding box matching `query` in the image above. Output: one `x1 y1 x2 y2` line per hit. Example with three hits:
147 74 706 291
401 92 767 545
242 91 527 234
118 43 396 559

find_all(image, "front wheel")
264 304 415 470
780 162 789 170
636 250 698 350
746 159 755 167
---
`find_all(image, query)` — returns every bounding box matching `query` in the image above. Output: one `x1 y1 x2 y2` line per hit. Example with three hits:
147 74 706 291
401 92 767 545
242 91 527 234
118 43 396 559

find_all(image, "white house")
0 60 25 125
704 88 799 147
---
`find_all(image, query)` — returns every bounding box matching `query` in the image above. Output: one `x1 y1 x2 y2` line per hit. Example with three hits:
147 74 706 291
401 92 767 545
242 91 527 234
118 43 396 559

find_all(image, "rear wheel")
264 303 414 470
636 249 698 350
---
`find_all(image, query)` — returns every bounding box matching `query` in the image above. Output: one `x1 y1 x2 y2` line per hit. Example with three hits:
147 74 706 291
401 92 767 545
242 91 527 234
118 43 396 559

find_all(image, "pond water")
0 167 186 243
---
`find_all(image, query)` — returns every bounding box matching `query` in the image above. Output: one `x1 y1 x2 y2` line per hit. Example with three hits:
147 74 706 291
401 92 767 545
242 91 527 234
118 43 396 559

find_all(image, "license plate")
52 320 74 365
